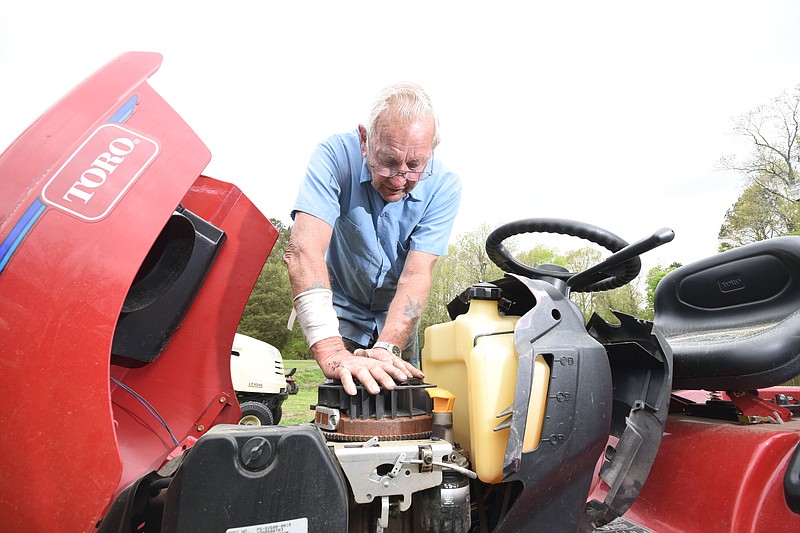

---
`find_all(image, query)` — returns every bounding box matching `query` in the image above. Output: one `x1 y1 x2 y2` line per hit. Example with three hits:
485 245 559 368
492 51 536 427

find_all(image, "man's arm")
284 212 422 395
364 249 437 357
284 212 332 296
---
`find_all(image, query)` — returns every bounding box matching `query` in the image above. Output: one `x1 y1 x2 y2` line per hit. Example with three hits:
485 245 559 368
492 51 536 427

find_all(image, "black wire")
110 376 180 447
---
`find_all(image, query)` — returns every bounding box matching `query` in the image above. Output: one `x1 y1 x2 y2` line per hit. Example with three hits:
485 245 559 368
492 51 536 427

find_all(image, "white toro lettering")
62 137 137 204
41 123 159 222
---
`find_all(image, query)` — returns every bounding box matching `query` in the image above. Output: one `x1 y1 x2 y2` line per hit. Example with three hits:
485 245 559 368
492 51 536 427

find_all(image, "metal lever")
567 227 675 290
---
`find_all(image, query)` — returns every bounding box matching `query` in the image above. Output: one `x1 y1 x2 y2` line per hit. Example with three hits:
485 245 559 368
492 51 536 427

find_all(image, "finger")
387 357 412 379
383 356 422 380
354 365 392 395
405 362 424 379
336 367 357 396
369 365 401 391
380 359 413 383
364 348 392 362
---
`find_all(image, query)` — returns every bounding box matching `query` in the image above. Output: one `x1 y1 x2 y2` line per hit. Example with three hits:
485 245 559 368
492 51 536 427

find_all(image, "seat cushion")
654 237 800 390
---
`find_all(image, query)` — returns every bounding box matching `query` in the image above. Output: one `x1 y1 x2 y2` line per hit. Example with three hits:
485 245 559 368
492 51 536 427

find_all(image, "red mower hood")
0 52 278 531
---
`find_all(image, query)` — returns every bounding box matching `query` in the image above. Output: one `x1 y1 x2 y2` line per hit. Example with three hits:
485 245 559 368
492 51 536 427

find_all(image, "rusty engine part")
314 379 434 441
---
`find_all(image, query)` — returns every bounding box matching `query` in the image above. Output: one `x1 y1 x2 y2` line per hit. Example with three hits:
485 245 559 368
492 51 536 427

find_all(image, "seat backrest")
654 236 800 390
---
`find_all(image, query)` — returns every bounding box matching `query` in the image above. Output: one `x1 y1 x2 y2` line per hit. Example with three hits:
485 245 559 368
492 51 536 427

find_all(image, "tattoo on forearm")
403 296 423 321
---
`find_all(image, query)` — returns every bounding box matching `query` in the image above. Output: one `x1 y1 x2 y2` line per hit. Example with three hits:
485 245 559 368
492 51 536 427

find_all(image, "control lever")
567 228 675 292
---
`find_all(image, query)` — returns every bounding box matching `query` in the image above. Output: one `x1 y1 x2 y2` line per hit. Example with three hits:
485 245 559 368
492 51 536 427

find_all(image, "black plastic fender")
494 275 613 533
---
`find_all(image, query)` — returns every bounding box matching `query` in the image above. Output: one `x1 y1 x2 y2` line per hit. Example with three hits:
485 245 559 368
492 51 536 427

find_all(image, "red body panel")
0 53 278 532
590 390 800 532
625 416 800 532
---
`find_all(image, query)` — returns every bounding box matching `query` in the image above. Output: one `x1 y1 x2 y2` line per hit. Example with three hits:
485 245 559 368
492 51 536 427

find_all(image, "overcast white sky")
2 1 799 277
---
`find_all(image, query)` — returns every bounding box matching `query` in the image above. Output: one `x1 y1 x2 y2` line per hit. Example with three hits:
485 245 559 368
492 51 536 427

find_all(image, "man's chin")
382 191 406 203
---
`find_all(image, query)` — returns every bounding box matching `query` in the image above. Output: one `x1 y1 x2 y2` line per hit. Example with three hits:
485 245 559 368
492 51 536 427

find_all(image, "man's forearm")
378 252 436 347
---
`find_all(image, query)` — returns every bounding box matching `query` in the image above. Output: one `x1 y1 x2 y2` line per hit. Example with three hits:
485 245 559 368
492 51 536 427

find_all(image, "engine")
152 276 624 533
314 380 473 532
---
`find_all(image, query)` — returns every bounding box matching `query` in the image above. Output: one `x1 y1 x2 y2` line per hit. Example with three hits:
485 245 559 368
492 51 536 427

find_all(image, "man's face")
360 115 435 203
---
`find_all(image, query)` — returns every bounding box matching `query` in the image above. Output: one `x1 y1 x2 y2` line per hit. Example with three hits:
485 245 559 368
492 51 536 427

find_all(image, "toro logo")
41 124 159 221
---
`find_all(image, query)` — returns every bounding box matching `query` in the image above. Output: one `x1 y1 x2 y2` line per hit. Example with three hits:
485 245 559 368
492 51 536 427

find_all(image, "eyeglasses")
368 148 433 182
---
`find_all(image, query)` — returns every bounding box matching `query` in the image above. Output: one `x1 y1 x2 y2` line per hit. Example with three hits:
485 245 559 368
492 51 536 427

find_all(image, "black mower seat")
654 236 800 391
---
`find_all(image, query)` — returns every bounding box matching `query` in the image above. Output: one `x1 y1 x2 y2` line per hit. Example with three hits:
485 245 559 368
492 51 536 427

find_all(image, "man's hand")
313 338 424 396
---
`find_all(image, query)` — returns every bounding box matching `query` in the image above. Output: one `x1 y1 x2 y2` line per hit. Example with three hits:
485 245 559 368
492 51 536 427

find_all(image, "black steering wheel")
485 218 641 292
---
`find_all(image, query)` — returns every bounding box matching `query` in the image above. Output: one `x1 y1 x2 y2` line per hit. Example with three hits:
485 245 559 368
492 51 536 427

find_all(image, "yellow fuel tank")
422 283 550 483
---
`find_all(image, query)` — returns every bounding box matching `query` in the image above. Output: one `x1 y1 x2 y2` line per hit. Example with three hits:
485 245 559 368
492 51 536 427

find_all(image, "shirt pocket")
330 214 379 305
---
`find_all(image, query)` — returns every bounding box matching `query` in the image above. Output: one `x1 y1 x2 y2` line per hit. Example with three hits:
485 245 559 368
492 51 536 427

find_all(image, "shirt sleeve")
291 133 353 228
408 168 462 256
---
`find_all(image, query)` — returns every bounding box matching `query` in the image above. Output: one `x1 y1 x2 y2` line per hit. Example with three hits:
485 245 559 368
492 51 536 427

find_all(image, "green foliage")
719 84 800 250
563 247 647 322
642 262 682 320
517 245 566 271
237 218 313 360
718 83 800 384
420 223 509 339
718 182 799 251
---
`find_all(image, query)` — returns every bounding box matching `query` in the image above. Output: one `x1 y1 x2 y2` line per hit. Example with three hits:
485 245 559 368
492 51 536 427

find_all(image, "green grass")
281 361 325 425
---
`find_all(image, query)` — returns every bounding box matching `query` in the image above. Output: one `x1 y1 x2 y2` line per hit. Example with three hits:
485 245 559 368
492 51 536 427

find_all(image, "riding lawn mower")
1 52 798 533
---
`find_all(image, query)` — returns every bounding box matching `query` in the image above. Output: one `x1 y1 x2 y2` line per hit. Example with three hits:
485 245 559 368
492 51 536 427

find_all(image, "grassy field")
281 360 325 425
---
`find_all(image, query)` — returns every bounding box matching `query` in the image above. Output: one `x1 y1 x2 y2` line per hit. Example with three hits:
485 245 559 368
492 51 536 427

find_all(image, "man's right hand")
312 337 424 396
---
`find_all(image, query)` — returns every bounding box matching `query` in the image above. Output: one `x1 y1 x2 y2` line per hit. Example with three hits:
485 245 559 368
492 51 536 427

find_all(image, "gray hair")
366 82 440 149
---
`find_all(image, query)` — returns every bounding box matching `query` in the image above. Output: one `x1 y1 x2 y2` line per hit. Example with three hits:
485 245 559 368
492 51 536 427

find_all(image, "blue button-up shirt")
291 128 461 347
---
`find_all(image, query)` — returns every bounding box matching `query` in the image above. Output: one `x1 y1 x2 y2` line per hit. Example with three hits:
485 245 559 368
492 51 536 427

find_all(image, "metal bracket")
330 439 452 512
729 390 792 423
193 392 230 436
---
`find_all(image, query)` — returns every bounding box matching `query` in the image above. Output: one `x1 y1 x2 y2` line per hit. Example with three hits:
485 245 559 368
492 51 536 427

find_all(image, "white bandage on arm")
292 288 341 347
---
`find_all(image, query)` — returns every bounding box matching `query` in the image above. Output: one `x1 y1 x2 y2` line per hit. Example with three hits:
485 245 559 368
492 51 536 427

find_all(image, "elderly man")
285 82 461 395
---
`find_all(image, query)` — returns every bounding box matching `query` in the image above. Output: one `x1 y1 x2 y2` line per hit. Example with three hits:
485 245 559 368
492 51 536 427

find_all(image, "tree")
421 228 650 337
591 282 645 323
719 84 800 248
564 247 602 320
643 262 681 320
562 247 645 322
517 244 566 272
718 183 798 251
420 223 509 336
237 218 312 359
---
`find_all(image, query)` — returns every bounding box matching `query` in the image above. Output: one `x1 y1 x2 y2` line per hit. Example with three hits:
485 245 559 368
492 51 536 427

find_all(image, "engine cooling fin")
315 379 434 442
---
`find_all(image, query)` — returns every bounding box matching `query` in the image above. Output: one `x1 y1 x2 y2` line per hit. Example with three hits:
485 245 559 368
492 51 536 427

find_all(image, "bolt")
219 397 226 403
196 425 205 432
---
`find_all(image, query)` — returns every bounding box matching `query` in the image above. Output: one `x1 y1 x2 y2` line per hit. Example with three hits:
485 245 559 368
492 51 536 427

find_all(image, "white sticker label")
226 517 308 533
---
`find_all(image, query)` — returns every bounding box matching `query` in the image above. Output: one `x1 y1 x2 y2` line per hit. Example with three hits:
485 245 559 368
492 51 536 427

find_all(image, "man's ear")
358 124 368 156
